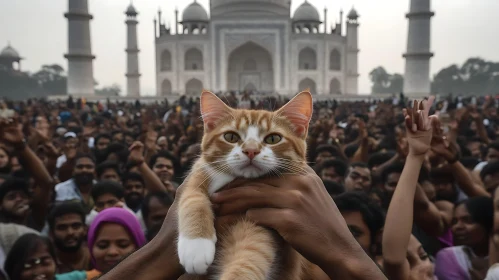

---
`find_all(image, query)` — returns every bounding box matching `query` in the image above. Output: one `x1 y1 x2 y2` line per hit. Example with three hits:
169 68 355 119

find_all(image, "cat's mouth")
242 161 262 171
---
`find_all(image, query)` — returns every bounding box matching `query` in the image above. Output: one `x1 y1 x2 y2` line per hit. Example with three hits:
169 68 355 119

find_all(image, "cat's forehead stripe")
246 126 260 141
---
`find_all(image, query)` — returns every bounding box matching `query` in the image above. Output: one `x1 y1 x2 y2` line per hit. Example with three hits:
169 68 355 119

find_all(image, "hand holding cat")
211 166 370 274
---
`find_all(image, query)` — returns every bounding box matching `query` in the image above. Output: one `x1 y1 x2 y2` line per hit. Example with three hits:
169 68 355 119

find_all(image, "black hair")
344 144 359 159
74 152 96 164
122 172 144 185
4 234 57 280
380 162 405 184
460 157 480 170
480 161 499 180
141 191 174 222
367 151 396 169
94 133 112 145
350 162 369 169
314 144 343 159
105 143 129 163
149 151 179 177
96 161 121 179
0 177 30 201
487 141 499 152
47 202 86 231
91 180 125 201
315 159 348 177
456 196 494 234
334 191 385 243
322 179 345 196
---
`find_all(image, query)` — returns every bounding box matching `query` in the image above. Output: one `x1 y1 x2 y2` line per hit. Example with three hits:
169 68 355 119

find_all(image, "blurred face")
483 171 499 194
92 223 137 272
466 141 482 159
51 213 86 253
145 197 170 231
345 166 372 192
73 157 95 186
420 181 436 202
96 137 111 151
10 156 22 172
0 148 9 168
180 145 199 169
486 148 499 163
452 204 488 248
0 190 30 219
112 132 124 143
315 151 333 165
64 137 79 150
157 138 168 151
124 135 134 147
20 243 56 280
383 172 400 197
341 211 371 254
433 179 455 202
153 157 174 183
407 235 434 280
124 179 145 210
99 168 120 182
320 166 344 184
95 193 122 212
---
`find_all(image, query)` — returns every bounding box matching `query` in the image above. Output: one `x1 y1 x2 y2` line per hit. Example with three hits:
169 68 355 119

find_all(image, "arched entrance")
298 78 317 94
228 42 274 92
329 78 341 94
161 79 172 95
185 78 203 96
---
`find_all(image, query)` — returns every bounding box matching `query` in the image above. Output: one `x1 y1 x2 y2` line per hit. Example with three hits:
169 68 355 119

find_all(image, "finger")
246 208 288 232
412 100 418 132
211 184 282 206
426 96 435 113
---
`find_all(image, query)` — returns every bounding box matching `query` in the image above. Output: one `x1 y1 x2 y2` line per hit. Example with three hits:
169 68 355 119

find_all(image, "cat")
177 90 319 280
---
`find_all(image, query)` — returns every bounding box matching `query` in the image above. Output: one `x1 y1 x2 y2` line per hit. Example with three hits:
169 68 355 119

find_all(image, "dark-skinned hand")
0 118 24 145
211 165 359 270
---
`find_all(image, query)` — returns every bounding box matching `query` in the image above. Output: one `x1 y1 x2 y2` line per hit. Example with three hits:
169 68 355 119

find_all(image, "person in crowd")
0 223 40 278
435 196 493 279
140 191 173 236
314 158 348 184
121 172 145 213
95 161 121 182
48 202 91 273
344 162 372 192
86 207 146 278
54 154 96 213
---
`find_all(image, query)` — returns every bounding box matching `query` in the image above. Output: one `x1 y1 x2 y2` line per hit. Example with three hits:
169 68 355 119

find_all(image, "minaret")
64 0 95 96
403 0 434 97
345 8 359 95
125 2 141 97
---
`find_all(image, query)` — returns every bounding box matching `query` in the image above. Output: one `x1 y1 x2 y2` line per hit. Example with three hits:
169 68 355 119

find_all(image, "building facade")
155 0 360 96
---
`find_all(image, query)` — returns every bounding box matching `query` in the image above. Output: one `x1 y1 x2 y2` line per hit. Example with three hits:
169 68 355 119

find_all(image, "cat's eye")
264 134 282 144
223 132 240 143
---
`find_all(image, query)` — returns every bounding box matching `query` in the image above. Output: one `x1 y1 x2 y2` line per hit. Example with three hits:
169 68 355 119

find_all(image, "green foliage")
369 66 404 94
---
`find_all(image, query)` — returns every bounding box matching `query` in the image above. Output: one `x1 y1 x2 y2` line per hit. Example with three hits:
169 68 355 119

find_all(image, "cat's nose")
243 148 260 160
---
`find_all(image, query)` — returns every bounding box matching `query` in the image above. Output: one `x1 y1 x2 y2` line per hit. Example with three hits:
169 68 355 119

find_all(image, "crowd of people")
0 92 498 280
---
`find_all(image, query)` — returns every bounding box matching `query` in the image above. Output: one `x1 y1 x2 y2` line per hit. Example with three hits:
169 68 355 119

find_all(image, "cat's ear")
277 90 313 137
200 90 232 130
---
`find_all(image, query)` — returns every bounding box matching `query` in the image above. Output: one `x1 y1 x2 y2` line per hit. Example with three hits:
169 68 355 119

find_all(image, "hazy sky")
1 0 498 96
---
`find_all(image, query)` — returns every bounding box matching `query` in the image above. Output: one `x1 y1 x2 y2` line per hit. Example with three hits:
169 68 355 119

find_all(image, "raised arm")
383 98 436 280
128 141 166 193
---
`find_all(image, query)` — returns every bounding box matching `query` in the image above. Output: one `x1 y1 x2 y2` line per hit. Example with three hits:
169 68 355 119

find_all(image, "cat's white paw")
178 235 216 274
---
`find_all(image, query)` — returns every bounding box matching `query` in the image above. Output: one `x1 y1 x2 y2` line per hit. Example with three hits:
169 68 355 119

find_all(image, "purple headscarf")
87 207 146 270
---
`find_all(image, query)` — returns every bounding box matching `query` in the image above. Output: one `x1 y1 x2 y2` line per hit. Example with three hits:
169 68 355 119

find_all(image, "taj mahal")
1 0 433 98
156 0 359 96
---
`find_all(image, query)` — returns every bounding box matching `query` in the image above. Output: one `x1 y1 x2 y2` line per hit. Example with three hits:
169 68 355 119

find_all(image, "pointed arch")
161 79 172 95
298 78 317 94
185 48 203 70
298 47 317 70
161 50 172 71
330 49 341 71
243 59 257 71
185 78 203 95
329 78 341 94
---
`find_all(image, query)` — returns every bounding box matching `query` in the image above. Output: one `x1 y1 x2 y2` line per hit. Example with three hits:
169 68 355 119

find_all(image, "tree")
31 64 67 95
95 84 121 96
369 66 404 94
431 58 499 95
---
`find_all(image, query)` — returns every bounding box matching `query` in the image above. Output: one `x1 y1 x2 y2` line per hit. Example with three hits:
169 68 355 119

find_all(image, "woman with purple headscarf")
84 207 146 279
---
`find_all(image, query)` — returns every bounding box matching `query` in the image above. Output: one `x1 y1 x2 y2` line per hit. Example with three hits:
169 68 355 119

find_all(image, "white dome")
347 7 359 19
0 45 20 59
182 1 209 22
126 4 137 15
293 1 320 22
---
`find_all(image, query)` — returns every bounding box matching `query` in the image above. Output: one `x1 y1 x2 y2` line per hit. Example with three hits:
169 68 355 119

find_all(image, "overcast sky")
1 0 498 96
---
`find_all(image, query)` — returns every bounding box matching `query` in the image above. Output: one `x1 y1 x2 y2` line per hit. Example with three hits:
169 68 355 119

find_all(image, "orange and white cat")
177 90 316 280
